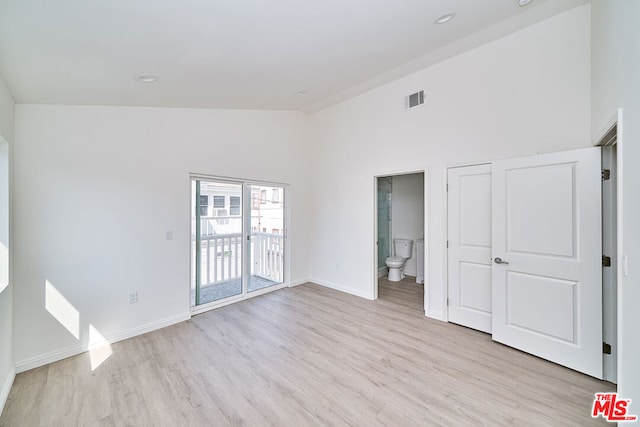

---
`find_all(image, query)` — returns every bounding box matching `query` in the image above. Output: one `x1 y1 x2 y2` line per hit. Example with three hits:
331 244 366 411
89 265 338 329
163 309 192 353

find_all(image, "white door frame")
595 109 623 384
372 170 427 305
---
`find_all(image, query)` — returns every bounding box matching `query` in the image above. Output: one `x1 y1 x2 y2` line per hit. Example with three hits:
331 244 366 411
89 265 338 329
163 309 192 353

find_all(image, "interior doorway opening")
374 171 425 313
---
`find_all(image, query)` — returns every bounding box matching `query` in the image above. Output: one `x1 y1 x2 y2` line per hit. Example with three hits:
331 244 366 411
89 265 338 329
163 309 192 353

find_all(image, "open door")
491 147 603 378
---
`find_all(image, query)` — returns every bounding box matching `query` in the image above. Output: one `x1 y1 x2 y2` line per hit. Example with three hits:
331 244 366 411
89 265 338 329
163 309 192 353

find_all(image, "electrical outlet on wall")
165 230 173 240
129 292 138 304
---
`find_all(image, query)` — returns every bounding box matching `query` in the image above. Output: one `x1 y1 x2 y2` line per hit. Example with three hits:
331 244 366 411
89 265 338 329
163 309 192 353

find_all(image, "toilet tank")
393 239 414 258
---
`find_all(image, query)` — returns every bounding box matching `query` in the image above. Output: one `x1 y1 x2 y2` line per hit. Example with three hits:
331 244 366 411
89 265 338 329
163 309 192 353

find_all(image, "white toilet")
385 238 414 282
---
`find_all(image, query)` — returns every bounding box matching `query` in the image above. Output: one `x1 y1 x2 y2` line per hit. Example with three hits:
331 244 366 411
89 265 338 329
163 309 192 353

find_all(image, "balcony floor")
191 275 279 306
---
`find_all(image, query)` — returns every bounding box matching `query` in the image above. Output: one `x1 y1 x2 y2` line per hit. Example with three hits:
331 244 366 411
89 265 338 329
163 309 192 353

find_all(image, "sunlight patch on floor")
88 324 112 371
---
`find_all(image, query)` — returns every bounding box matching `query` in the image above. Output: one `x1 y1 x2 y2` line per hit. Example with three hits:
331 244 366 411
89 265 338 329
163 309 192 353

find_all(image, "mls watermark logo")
592 393 637 422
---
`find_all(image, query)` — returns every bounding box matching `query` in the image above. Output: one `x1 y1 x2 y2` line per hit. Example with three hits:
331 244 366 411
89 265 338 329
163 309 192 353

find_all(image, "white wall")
391 173 424 277
12 105 309 369
0 75 14 414
307 6 592 316
4 1 623 410
592 0 640 411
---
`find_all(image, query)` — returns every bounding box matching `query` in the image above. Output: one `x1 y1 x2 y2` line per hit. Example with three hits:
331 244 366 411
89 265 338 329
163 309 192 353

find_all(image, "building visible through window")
260 190 267 204
272 189 279 203
213 195 225 208
230 196 241 215
216 209 229 225
199 195 208 216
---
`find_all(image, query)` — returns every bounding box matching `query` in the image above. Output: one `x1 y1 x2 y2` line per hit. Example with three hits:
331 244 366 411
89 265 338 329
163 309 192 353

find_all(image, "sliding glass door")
191 180 244 306
248 185 284 292
191 177 286 310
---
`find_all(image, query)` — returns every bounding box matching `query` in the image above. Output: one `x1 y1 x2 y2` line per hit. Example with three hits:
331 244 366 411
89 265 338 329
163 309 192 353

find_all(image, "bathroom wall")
391 173 424 277
377 177 392 273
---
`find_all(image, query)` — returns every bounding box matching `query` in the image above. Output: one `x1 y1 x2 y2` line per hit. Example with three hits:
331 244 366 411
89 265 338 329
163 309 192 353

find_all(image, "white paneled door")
447 164 493 333
491 147 603 378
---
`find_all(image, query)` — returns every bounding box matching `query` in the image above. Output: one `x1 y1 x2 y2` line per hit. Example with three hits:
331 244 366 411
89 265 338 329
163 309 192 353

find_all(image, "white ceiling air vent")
405 90 424 109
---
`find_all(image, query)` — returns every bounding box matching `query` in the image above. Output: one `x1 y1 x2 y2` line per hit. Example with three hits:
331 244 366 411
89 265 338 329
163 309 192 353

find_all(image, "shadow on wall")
45 279 112 370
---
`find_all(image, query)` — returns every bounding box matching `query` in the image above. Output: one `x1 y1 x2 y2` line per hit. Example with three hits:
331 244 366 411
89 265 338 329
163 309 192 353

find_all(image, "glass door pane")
191 180 243 306
248 185 284 292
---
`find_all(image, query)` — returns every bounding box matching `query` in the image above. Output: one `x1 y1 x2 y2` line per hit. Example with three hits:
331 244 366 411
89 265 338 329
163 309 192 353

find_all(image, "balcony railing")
195 232 284 287
250 232 284 282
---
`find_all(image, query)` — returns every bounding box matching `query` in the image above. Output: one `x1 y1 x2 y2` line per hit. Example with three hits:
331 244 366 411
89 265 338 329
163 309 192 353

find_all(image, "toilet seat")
385 256 404 268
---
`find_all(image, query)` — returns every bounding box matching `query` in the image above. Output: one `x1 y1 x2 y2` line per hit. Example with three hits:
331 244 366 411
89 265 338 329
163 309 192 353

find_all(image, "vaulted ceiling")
0 0 587 112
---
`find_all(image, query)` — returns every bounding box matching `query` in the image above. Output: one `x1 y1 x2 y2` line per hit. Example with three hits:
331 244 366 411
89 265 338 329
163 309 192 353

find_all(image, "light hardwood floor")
377 276 424 313
1 280 614 426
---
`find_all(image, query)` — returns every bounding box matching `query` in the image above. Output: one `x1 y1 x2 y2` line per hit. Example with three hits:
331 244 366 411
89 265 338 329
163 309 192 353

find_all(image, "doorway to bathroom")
374 172 425 312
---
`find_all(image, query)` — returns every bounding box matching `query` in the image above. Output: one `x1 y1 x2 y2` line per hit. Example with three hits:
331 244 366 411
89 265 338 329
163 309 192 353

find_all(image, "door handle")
494 257 509 265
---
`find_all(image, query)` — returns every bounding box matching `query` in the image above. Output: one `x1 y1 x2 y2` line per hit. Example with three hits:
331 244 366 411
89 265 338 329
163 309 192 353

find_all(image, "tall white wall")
391 174 424 277
307 6 592 315
12 105 309 369
592 0 640 411
0 75 14 414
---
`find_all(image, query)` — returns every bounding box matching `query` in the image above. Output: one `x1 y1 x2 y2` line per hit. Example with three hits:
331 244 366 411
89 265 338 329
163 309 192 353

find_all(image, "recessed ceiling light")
295 91 306 96
135 74 158 83
434 13 455 25
518 0 533 6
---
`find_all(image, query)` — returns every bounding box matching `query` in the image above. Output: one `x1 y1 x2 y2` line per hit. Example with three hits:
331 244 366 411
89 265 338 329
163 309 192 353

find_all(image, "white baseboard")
426 309 446 322
308 277 374 300
15 312 190 374
106 313 190 346
377 268 388 278
0 365 15 416
288 278 310 288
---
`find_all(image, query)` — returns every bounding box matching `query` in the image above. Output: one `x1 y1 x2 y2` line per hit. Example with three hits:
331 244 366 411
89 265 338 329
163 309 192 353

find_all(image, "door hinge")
602 255 612 267
446 298 450 306
602 169 611 181
603 342 612 355
446 240 449 248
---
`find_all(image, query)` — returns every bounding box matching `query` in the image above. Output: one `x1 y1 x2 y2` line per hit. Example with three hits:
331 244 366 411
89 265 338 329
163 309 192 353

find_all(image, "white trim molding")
288 278 310 288
15 313 190 374
309 278 375 300
0 365 15 415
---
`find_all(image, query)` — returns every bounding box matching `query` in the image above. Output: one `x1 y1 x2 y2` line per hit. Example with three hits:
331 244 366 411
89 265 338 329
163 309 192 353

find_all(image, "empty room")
0 0 638 425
